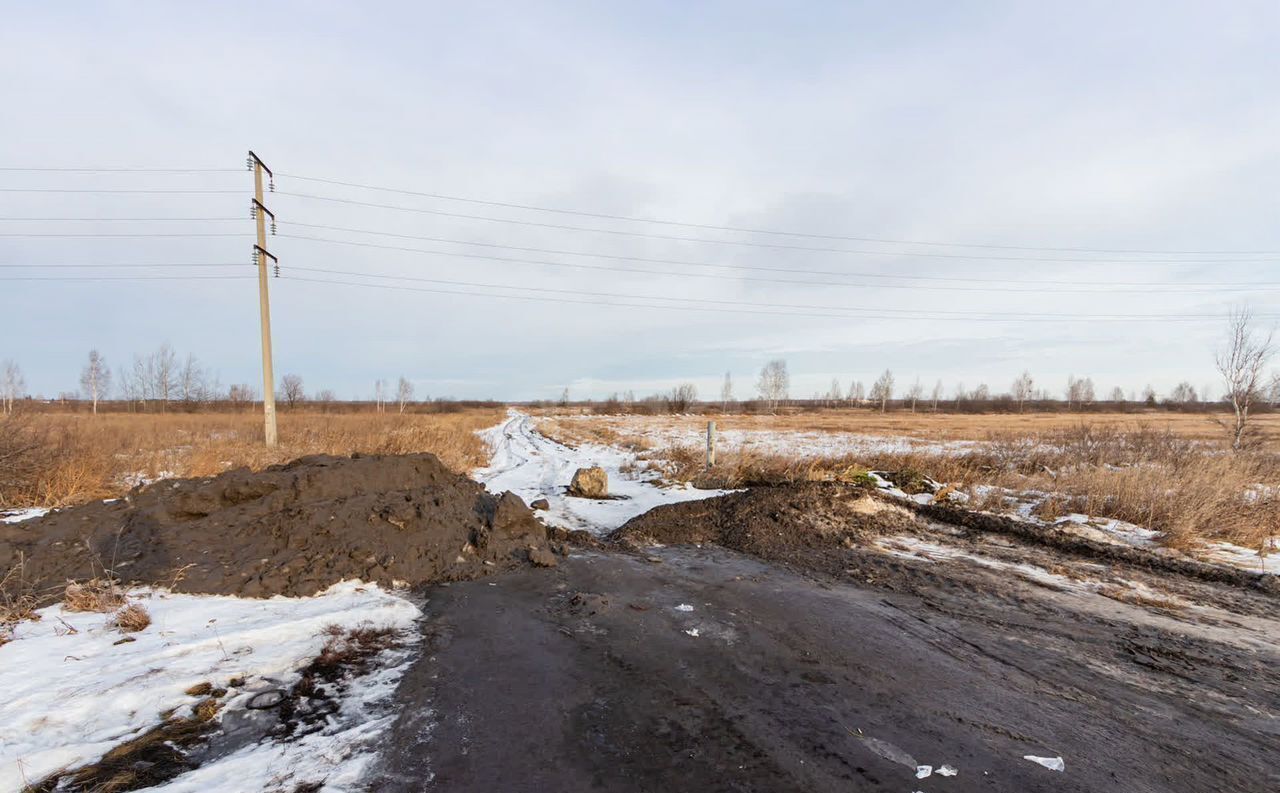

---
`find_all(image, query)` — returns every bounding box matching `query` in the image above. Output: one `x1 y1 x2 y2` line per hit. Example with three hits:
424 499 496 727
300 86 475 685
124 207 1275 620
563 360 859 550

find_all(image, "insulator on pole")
270 221 277 235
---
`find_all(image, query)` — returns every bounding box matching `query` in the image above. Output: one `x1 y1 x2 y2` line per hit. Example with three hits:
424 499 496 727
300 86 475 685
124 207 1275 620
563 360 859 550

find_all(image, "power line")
277 233 1275 295
0 274 254 281
273 192 1276 264
0 217 245 221
0 189 242 194
0 167 241 173
0 232 244 238
275 171 1280 257
279 220 1271 288
284 274 1260 324
284 264 1249 321
0 262 248 268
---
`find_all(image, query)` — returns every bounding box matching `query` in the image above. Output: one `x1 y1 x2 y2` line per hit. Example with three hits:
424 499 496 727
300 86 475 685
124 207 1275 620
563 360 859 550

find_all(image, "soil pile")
614 482 920 557
0 453 552 600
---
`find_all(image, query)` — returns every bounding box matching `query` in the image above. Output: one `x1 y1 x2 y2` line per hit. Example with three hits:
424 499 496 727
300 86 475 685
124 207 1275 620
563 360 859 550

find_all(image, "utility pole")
247 150 278 447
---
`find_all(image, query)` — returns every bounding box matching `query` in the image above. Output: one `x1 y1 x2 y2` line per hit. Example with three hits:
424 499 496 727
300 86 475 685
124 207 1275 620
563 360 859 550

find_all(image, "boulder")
568 467 609 499
530 498 550 511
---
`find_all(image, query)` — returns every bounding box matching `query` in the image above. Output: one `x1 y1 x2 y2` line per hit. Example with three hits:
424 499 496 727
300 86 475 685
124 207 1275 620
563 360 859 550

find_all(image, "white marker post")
706 421 716 469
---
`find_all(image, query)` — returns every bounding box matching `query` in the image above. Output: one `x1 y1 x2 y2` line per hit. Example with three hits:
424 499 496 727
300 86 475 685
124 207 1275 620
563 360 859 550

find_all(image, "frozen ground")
0 581 419 793
551 413 988 457
474 411 731 534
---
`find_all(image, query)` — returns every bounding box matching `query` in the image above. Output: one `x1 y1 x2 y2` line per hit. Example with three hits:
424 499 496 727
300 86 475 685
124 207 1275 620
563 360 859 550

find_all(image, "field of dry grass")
0 408 503 509
533 405 1280 443
536 410 1280 554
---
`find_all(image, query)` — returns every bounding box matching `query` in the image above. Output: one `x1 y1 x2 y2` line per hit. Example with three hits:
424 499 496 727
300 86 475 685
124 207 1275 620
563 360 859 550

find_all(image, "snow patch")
474 411 730 534
0 581 419 792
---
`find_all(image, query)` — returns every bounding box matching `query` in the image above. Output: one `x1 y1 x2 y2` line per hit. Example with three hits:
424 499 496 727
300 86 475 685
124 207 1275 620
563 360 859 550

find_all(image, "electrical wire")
0 232 244 238
0 189 242 194
0 274 254 281
283 274 1263 324
275 192 1272 264
278 220 1272 288
277 233 1275 295
283 264 1250 320
0 167 241 173
0 217 246 222
0 262 248 268
275 171 1280 256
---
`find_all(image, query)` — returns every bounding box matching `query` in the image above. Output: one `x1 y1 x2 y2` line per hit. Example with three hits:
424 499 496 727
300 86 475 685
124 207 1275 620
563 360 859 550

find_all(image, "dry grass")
535 406 1280 443
0 407 503 508
542 412 1280 552
63 579 127 613
109 602 152 633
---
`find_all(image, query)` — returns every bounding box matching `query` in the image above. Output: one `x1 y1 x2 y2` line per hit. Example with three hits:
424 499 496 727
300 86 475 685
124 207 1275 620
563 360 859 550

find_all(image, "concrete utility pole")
247 150 278 447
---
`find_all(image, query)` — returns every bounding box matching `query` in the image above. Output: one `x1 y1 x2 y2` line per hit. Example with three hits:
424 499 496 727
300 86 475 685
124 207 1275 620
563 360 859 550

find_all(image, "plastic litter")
1024 755 1065 772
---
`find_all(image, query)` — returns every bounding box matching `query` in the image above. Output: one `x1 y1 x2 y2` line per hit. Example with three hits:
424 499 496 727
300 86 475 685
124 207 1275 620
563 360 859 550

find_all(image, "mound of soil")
0 453 552 600
614 482 921 557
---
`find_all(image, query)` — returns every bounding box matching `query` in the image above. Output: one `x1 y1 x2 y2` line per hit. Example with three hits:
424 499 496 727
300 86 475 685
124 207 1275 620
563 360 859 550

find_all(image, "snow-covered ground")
1 507 50 524
552 413 986 458
475 411 730 534
0 581 419 793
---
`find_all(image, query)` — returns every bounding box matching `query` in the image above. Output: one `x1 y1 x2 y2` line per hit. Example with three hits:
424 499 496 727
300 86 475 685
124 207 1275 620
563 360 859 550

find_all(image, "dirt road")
370 540 1280 792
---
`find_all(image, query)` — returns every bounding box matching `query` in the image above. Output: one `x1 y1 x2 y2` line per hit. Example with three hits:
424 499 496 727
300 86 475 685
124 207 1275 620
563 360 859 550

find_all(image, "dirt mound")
614 482 920 557
0 453 552 601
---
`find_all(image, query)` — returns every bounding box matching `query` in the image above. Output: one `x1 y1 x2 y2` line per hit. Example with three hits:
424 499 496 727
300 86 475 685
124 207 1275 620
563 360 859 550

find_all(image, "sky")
1 1 1278 402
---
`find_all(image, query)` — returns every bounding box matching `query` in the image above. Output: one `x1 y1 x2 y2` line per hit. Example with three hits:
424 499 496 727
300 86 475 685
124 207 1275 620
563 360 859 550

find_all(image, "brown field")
0 408 503 509
536 409 1280 554
533 405 1280 444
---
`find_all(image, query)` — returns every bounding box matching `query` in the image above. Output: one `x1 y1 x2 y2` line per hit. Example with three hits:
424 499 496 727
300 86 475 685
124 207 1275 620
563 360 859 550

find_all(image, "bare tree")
79 350 111 415
1 360 24 414
869 369 895 412
1142 384 1158 406
756 359 789 413
315 388 336 403
150 343 178 410
228 383 257 410
826 377 843 406
972 383 991 403
720 371 733 412
397 376 415 414
668 382 698 413
1216 308 1274 450
558 387 570 408
280 374 306 409
178 353 214 406
374 379 387 412
1011 370 1034 412
953 382 966 409
1108 386 1125 403
904 379 923 412
931 380 943 412
1169 382 1199 404
847 380 865 405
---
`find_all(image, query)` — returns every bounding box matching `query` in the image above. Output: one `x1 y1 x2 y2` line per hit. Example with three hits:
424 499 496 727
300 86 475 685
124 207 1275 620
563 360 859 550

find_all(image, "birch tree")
397 376 415 413
1 360 24 414
756 359 789 413
1011 370 1034 412
1216 307 1274 450
79 350 111 414
906 379 923 412
869 369 895 412
720 371 733 412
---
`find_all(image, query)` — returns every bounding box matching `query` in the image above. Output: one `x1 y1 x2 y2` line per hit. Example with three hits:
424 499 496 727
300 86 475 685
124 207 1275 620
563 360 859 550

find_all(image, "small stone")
530 498 550 511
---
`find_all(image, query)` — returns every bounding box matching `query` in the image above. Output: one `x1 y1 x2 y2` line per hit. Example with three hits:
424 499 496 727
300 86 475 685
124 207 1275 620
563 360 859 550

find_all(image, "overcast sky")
2 1 1278 401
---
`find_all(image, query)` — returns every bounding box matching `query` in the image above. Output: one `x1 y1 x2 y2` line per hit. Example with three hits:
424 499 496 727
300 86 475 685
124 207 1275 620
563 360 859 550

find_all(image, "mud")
0 453 551 599
369 483 1280 792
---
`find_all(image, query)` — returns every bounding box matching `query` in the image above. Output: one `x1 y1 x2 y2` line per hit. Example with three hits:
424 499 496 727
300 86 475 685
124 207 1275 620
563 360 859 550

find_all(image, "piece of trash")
937 764 958 776
675 604 694 612
1024 755 1065 772
685 628 700 637
915 765 932 779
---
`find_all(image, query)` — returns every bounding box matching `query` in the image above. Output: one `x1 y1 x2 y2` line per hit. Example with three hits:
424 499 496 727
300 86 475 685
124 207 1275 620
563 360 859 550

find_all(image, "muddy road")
370 494 1280 792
